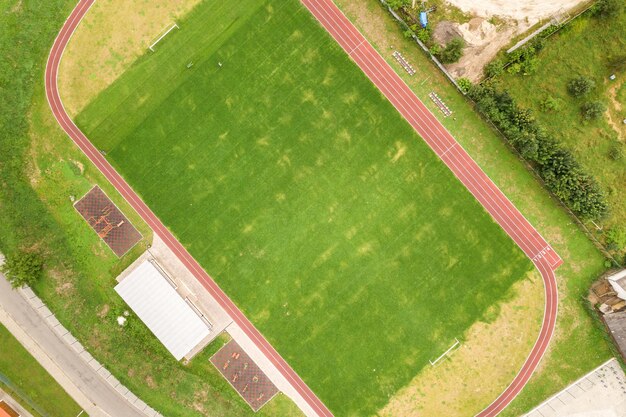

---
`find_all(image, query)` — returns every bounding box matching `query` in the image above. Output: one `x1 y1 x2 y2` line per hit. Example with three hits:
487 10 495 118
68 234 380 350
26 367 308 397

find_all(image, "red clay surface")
211 340 279 412
46 1 561 416
74 185 142 257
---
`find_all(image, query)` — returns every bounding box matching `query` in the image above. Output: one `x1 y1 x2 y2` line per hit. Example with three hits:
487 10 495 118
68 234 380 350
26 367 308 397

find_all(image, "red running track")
300 0 562 415
46 1 561 416
45 1 332 416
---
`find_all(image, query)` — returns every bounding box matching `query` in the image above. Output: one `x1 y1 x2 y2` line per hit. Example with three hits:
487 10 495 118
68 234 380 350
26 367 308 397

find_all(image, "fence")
379 0 466 94
377 1 621 266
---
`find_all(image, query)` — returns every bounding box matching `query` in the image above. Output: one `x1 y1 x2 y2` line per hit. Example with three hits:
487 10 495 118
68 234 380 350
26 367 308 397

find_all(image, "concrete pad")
133 399 147 411
29 296 44 309
54 323 69 337
567 384 584 398
38 305 54 318
71 341 85 354
80 350 94 363
62 332 77 345
19 286 36 299
524 359 626 417
97 367 112 379
107 375 120 389
115 384 130 396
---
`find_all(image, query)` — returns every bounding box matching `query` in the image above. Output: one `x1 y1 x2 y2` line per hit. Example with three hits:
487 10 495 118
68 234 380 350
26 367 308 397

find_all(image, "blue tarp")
419 12 428 28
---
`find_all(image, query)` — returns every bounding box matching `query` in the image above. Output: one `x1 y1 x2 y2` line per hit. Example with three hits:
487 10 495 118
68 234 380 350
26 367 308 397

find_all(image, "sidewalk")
0 272 152 417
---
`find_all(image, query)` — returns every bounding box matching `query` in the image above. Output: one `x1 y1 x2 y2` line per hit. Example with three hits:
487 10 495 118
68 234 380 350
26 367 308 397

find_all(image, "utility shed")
608 269 626 300
115 260 211 360
603 311 626 361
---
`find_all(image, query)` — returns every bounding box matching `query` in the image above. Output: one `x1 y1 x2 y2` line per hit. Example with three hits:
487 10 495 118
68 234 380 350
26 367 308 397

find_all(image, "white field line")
149 23 179 51
429 338 460 366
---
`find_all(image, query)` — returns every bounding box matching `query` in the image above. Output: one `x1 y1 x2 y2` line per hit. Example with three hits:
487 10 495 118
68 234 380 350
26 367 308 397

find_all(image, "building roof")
603 311 626 361
608 269 626 300
0 401 20 417
115 260 211 360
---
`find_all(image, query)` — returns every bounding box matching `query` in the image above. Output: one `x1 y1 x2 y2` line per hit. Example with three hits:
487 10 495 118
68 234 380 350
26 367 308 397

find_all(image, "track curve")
300 1 561 416
46 1 560 417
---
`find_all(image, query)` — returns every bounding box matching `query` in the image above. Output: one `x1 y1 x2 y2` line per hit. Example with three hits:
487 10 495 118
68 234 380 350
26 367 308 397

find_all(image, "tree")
1 252 43 288
581 101 606 120
438 37 465 64
592 0 622 18
567 76 595 97
540 96 562 112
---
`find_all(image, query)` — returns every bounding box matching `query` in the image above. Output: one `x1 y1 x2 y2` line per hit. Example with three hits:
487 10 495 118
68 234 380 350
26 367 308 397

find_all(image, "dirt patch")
606 79 626 142
378 273 544 417
145 375 157 389
59 0 201 116
445 0 588 22
433 18 520 81
97 304 110 318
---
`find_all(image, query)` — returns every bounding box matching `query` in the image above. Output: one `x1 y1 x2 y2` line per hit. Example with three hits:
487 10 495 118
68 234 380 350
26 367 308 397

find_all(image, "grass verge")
0 324 83 416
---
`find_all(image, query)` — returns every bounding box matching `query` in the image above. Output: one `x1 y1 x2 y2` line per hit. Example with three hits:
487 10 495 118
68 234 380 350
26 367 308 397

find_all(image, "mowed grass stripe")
76 0 533 415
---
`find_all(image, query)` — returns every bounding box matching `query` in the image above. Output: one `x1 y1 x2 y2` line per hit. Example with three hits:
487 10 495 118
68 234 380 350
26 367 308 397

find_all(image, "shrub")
592 0 622 18
606 227 626 250
438 37 465 64
581 101 606 120
468 83 608 220
608 143 624 160
567 76 595 97
388 0 411 10
416 28 431 44
507 62 522 75
429 44 441 56
540 96 562 112
484 59 504 78
457 78 472 94
1 251 44 289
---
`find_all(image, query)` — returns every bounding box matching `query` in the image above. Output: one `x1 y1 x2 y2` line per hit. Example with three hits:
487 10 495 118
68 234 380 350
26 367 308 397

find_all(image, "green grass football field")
76 0 533 415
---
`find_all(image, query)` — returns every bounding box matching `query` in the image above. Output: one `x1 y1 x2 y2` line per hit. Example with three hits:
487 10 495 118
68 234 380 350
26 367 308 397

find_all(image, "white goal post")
149 23 179 52
429 338 460 366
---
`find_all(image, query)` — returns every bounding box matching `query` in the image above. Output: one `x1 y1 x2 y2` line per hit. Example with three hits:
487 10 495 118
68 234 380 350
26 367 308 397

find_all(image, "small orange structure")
0 400 20 417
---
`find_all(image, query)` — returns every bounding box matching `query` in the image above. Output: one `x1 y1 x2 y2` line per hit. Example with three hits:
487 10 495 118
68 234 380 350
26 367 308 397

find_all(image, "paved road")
299 1 562 416
0 274 146 417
